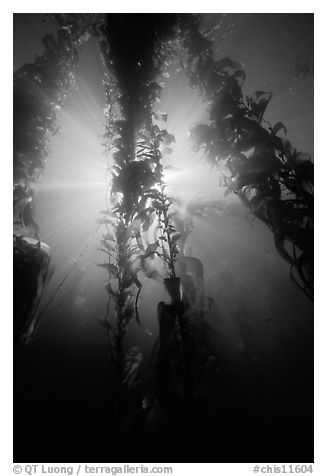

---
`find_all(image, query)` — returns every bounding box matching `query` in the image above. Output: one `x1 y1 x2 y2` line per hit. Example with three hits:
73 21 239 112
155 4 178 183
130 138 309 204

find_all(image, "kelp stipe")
95 18 217 446
96 14 189 433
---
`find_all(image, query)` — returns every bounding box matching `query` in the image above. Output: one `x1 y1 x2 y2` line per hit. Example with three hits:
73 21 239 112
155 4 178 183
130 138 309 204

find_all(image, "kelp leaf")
249 91 272 120
152 199 167 213
133 207 156 223
105 281 118 299
273 136 293 158
163 134 175 145
143 188 161 198
131 207 157 234
143 241 159 259
272 122 287 136
253 91 271 101
142 214 156 233
144 192 162 201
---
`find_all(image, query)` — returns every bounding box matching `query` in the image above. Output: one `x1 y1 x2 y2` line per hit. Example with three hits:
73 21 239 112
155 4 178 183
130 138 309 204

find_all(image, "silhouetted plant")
96 16 187 414
14 14 104 238
177 15 313 300
13 14 106 342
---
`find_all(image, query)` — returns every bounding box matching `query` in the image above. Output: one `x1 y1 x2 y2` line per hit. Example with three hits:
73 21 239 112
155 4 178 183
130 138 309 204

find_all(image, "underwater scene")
13 13 313 463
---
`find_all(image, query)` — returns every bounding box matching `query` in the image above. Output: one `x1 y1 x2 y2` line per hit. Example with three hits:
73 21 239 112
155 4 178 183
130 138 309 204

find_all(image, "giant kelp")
13 14 105 343
96 14 190 422
178 14 313 299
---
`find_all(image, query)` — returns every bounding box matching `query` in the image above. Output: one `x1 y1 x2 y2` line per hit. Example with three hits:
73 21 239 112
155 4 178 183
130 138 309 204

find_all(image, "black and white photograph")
11 8 317 469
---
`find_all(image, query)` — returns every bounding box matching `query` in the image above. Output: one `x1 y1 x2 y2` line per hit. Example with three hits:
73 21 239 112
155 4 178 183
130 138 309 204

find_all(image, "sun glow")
32 37 230 315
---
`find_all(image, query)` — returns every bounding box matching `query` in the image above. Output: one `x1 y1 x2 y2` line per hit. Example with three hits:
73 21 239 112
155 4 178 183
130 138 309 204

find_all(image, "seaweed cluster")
180 15 313 299
96 15 190 412
13 15 106 343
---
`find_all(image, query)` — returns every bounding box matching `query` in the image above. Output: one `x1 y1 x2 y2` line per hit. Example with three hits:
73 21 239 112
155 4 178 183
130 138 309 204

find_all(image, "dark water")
13 14 313 463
